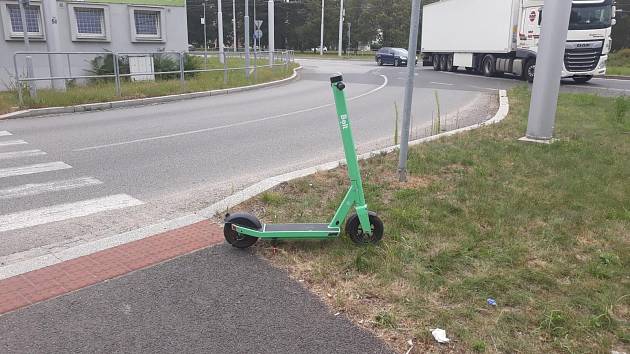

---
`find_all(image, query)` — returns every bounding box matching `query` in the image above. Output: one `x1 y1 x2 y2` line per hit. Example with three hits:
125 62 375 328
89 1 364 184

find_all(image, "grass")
607 48 630 76
0 58 298 115
234 87 630 353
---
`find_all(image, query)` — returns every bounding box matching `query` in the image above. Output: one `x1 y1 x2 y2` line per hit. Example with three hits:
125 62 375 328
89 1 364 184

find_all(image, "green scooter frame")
223 75 384 248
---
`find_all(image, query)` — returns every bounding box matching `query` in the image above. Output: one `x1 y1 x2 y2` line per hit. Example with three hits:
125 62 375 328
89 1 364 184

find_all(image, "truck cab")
519 0 614 82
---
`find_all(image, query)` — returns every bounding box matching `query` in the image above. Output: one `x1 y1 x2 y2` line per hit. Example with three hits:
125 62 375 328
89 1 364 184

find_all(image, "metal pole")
338 0 343 56
223 51 228 84
218 0 225 64
244 0 250 79
13 54 23 105
254 47 258 81
524 0 573 142
232 0 237 51
179 52 185 91
66 53 72 78
348 22 351 54
320 0 325 56
268 0 274 66
41 0 65 90
397 0 422 182
203 2 208 67
18 0 36 98
253 0 257 71
113 53 121 96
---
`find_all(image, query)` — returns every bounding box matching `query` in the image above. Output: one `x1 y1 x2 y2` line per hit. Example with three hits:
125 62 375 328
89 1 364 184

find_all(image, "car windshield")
569 3 612 30
393 49 408 56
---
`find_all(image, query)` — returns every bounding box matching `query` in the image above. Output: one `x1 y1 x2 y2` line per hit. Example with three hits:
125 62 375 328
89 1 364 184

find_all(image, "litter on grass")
431 328 450 343
487 298 497 306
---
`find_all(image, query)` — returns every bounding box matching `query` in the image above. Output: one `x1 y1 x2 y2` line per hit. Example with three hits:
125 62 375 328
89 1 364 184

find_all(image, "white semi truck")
421 0 615 83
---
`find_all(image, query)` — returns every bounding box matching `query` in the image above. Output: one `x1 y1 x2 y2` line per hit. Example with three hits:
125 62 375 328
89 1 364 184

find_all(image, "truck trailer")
421 0 615 83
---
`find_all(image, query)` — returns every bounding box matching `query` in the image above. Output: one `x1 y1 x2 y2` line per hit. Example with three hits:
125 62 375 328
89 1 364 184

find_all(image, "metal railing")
13 49 295 105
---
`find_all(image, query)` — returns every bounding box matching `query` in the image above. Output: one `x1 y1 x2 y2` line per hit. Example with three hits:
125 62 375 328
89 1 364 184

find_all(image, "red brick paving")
0 220 223 316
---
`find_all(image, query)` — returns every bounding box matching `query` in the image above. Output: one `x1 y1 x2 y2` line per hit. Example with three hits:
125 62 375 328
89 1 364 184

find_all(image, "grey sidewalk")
0 244 394 354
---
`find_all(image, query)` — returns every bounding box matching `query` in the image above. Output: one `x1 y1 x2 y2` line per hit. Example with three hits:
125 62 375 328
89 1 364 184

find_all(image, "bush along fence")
12 50 296 106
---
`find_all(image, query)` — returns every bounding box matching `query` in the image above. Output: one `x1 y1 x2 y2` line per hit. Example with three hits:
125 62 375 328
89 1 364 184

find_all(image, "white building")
0 0 189 90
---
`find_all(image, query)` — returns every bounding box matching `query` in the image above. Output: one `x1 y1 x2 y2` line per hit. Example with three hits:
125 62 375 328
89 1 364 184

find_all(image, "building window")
68 4 110 41
129 6 165 42
134 10 160 36
3 3 44 38
75 8 104 35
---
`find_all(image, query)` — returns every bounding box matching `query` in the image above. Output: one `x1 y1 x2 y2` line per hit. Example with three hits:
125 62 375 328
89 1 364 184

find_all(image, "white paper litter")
431 328 450 343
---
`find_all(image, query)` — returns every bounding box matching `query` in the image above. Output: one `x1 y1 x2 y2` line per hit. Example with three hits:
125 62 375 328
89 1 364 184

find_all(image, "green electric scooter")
223 75 384 248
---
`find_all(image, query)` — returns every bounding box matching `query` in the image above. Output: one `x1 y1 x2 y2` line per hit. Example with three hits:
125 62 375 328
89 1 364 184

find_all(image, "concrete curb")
604 75 630 81
0 65 303 120
0 90 508 280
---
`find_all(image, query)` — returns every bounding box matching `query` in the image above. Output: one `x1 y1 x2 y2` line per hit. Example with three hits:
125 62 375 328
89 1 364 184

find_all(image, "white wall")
0 0 188 90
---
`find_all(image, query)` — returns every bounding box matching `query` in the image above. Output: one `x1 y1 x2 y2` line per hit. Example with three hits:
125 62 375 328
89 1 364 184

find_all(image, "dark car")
375 47 416 67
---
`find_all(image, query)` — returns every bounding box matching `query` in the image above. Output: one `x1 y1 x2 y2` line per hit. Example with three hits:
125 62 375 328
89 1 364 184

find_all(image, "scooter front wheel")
224 213 260 249
345 212 384 245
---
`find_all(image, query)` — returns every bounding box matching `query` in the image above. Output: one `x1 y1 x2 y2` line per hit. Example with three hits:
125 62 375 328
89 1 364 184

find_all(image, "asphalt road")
0 59 628 258
0 244 395 354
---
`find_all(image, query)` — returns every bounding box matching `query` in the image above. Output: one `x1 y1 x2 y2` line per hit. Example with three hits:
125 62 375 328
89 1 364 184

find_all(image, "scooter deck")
233 222 341 239
264 223 333 232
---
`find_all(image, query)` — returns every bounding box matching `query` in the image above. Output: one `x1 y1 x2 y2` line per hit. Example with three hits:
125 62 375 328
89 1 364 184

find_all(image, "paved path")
0 222 394 354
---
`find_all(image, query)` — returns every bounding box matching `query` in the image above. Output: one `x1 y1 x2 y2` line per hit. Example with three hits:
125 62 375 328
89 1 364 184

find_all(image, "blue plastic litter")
487 298 497 306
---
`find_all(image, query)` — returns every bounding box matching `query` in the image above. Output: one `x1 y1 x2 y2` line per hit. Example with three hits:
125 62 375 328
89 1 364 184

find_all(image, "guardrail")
13 49 295 105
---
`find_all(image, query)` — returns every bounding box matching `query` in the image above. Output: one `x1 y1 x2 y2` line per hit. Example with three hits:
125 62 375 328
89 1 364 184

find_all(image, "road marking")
0 140 28 147
0 177 103 200
0 149 47 161
74 75 389 152
0 162 72 179
0 194 144 233
0 131 12 137
470 86 500 91
430 82 455 86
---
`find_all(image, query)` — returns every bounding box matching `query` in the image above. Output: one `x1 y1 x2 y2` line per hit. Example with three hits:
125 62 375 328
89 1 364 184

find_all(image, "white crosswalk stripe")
0 140 28 147
0 194 144 233
0 149 47 160
0 131 12 137
0 162 72 179
0 177 103 200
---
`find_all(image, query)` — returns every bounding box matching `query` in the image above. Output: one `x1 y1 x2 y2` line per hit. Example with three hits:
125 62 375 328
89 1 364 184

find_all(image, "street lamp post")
18 0 36 98
203 1 208 66
232 0 237 50
218 0 225 63
338 0 343 56
268 0 275 65
398 0 422 182
244 0 250 79
523 0 573 142
320 0 324 55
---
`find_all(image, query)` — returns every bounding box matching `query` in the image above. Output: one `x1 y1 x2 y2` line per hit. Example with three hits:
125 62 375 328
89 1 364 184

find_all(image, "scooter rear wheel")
224 214 260 249
345 212 384 245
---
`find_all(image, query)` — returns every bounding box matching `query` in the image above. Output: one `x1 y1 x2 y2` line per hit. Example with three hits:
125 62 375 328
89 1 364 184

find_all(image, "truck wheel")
432 55 441 71
439 55 448 71
446 55 455 72
523 60 535 83
482 55 496 77
572 76 592 84
377 58 383 66
394 59 400 67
